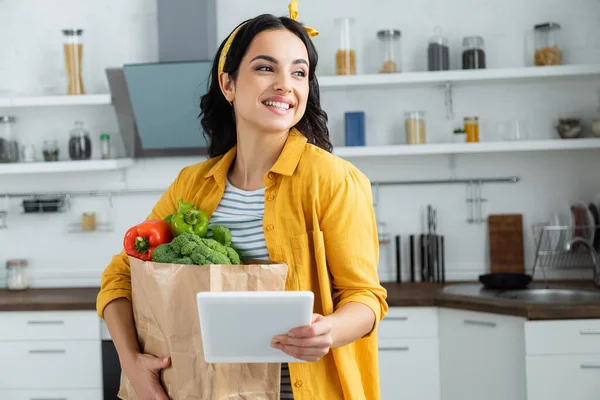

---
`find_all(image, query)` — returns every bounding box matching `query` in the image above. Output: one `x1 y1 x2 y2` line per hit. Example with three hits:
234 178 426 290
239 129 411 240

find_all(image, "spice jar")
405 111 426 144
377 29 401 73
0 116 19 163
335 17 356 75
81 212 97 232
534 22 563 66
464 117 480 142
428 27 450 71
100 133 111 159
462 36 486 69
62 29 85 95
6 259 28 291
43 140 59 161
68 120 92 160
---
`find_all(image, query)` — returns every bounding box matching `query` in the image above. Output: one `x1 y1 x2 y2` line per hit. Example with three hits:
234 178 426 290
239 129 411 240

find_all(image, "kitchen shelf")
318 64 600 89
0 94 112 108
0 158 134 175
333 138 600 158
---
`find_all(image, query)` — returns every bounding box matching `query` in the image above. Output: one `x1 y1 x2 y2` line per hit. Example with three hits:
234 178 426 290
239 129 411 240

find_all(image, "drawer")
0 311 100 341
526 354 600 400
379 307 438 338
0 341 102 389
0 389 103 400
525 319 600 355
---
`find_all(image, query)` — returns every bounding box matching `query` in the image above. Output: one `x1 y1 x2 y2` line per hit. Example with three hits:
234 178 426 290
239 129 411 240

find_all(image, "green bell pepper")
165 198 195 224
169 198 209 237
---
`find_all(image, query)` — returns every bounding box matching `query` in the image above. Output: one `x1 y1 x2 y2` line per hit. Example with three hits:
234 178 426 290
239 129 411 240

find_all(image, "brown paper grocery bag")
117 256 289 400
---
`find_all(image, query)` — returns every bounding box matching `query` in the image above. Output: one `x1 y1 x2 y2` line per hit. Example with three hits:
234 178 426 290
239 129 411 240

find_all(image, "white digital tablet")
196 291 314 363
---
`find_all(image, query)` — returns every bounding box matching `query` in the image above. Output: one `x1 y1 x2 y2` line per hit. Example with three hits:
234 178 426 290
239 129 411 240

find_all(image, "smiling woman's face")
221 28 310 135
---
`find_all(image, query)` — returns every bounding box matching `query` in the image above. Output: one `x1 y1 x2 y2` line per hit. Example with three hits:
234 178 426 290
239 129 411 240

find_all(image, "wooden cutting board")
488 214 525 274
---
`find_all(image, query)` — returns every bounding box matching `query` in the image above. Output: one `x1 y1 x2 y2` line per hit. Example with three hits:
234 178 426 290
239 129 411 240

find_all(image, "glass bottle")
462 36 486 69
335 17 356 75
534 23 563 66
6 259 29 291
100 133 111 159
0 116 19 163
428 27 450 71
68 120 92 160
405 111 426 144
464 116 480 142
377 29 401 73
63 29 85 95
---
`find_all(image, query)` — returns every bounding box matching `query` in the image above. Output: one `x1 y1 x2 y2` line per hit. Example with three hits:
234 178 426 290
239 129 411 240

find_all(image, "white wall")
1 0 600 288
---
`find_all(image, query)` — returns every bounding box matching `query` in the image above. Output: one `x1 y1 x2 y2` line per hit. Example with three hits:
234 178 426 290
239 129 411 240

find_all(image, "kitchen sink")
442 283 600 304
496 288 600 303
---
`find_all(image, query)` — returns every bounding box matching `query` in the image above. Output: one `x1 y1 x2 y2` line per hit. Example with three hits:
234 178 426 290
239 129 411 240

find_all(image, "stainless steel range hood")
106 0 217 158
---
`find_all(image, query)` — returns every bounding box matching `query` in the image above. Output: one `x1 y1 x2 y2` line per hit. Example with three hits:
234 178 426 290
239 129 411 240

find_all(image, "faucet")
565 237 600 288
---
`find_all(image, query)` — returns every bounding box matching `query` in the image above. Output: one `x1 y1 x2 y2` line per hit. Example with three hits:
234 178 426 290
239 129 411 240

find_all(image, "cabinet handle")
31 398 67 400
385 316 408 321
27 320 65 325
464 319 497 328
28 349 66 354
379 347 410 351
580 330 600 335
580 363 600 369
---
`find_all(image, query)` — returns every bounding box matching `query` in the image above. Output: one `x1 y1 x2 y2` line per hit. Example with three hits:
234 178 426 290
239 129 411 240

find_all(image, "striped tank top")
207 178 294 399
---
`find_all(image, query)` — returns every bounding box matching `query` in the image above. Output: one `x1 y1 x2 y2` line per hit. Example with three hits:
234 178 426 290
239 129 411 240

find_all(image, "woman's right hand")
122 353 171 400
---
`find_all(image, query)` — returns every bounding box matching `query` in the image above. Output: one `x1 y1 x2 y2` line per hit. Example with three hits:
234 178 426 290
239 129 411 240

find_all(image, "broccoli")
181 241 199 256
211 225 232 247
151 243 179 263
170 233 199 254
190 249 207 265
202 238 229 257
190 239 232 265
225 246 241 264
173 257 193 265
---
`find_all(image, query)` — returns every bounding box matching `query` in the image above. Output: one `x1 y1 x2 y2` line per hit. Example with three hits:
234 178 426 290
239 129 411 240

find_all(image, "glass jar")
68 120 92 160
335 17 356 75
462 36 486 69
100 133 111 159
62 29 85 95
428 27 450 71
6 259 28 291
43 140 59 161
81 212 97 232
377 29 401 74
534 22 563 66
464 116 480 142
0 116 19 163
405 111 426 144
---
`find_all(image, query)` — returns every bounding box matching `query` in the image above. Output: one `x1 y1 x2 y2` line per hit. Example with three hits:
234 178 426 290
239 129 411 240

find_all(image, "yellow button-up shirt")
97 129 388 400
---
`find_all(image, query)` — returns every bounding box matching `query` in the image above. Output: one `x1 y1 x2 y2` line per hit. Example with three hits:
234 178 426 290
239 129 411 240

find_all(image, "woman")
97 2 388 399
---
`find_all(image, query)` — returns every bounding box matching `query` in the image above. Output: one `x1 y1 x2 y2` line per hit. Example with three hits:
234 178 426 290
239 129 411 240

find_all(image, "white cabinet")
438 308 526 400
378 307 441 400
0 311 102 400
525 319 600 400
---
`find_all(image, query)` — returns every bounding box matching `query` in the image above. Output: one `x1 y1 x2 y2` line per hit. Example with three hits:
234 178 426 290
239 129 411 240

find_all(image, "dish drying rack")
531 223 600 284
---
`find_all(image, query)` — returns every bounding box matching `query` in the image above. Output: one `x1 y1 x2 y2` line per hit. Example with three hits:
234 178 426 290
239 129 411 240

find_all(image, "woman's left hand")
271 314 333 362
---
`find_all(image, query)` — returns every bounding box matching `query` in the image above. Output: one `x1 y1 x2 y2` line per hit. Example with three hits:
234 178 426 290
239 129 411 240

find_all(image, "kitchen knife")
395 235 401 283
409 235 415 283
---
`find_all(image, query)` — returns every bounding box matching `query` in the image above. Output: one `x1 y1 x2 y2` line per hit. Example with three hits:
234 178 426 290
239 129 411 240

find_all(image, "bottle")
462 36 486 69
0 116 19 163
68 121 92 160
377 29 401 73
100 133 111 159
464 117 480 142
335 17 356 75
428 27 450 71
63 29 85 95
405 111 426 144
534 22 563 66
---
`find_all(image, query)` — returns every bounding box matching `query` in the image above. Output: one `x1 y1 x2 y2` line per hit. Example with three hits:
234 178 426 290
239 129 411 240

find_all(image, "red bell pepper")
123 219 173 261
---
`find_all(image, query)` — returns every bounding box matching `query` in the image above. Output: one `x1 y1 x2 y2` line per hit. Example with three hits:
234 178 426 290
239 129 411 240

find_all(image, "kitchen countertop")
383 280 600 320
1 281 600 320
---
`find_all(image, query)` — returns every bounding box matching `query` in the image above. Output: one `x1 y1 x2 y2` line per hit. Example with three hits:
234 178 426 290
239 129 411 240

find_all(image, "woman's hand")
121 353 171 400
271 314 333 362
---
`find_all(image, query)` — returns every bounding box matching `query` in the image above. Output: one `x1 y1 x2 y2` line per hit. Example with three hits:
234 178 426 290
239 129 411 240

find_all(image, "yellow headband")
217 0 318 75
